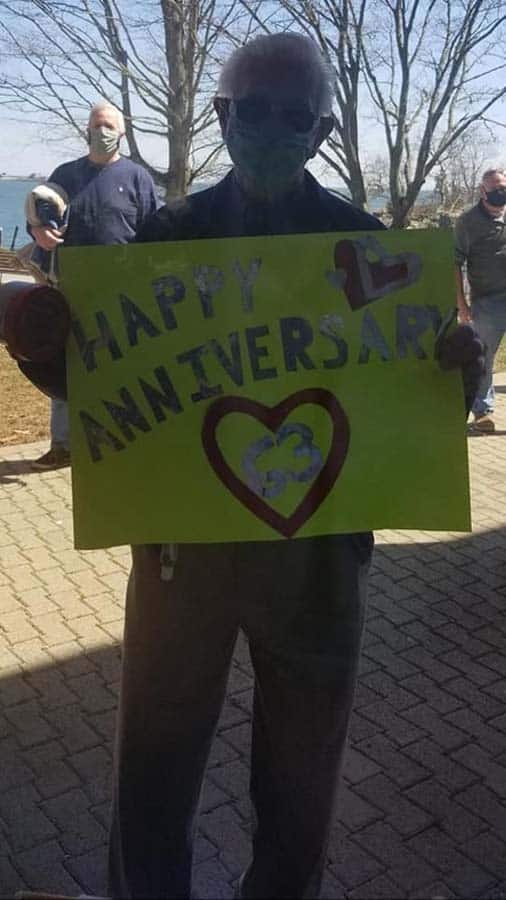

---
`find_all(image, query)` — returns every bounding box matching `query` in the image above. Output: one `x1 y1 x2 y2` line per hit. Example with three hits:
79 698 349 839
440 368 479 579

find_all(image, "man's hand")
31 225 64 251
437 323 483 371
436 323 485 417
454 266 472 324
457 302 473 324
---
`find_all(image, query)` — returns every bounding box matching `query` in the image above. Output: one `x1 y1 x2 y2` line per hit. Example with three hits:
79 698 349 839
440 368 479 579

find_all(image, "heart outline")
333 236 422 310
201 388 350 538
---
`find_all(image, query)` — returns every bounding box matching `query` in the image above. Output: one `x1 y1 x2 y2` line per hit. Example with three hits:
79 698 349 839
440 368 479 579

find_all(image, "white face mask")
88 125 120 156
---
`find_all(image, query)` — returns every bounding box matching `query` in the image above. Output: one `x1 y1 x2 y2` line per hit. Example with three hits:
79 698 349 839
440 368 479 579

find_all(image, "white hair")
482 167 506 182
218 33 333 116
88 102 125 133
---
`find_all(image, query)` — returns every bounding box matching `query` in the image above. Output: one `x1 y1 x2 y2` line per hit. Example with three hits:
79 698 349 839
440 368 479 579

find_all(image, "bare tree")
362 153 389 200
0 0 244 198
433 125 496 211
265 0 506 224
361 0 506 226
264 0 369 208
2 0 504 217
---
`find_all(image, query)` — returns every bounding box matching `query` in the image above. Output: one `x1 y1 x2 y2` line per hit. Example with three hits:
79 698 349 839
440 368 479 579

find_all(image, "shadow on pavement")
1 527 506 899
0 459 39 478
0 474 27 488
467 429 506 437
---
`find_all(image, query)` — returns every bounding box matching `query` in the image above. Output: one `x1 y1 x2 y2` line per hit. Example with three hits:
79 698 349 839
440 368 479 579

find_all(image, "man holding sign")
95 33 484 900
3 28 482 900
105 34 383 900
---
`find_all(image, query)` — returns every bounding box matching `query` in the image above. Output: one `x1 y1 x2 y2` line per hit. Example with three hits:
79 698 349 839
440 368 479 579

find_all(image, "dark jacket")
23 169 385 399
137 170 384 243
20 170 480 421
454 201 506 301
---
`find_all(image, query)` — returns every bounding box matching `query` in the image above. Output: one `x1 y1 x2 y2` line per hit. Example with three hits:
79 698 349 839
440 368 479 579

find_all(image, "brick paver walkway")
1 376 505 899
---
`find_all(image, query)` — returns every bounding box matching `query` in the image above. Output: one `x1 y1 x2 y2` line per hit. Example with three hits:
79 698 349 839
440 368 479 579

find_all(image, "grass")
1 338 505 448
496 336 506 373
0 345 49 446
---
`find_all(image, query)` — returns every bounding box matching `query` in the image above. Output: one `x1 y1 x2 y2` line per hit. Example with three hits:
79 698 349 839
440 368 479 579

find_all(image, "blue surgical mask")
226 119 312 194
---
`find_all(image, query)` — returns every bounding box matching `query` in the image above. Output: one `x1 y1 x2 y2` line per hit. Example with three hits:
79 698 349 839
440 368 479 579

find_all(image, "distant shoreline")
0 175 44 181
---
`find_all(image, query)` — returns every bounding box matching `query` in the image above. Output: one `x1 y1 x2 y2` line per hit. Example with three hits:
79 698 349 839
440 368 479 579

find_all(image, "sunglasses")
229 95 319 134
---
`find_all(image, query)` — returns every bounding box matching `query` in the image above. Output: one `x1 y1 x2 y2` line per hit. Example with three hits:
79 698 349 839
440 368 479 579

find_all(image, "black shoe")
472 414 495 433
32 446 71 470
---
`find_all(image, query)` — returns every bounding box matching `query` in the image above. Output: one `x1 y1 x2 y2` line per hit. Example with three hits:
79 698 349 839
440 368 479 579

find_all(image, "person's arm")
454 266 472 323
27 213 63 251
28 167 66 251
136 170 162 234
437 323 484 416
454 218 472 323
136 204 177 243
30 224 64 251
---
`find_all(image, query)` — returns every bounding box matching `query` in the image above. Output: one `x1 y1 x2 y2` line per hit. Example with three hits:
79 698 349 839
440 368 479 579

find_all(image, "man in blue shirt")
30 101 158 469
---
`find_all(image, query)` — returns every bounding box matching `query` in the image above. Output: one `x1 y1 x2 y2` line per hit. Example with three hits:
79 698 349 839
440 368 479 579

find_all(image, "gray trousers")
109 533 373 899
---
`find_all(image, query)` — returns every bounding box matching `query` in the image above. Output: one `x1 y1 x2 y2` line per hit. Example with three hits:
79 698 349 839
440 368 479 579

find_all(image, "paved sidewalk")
1 377 505 900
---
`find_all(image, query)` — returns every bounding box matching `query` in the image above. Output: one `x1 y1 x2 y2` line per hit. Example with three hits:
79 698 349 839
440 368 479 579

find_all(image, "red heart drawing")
333 236 422 310
201 388 350 538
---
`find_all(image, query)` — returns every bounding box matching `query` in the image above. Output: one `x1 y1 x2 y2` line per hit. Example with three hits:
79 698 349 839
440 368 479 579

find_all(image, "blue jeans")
50 398 70 449
471 295 506 416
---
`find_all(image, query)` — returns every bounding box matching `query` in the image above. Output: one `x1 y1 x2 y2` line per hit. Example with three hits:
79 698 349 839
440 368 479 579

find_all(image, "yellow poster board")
59 229 470 549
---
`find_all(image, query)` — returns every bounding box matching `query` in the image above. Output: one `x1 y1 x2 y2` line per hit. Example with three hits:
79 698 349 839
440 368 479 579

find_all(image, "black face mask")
485 188 506 207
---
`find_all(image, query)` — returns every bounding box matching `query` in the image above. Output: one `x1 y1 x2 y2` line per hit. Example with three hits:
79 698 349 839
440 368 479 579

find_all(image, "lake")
0 179 39 249
0 175 389 251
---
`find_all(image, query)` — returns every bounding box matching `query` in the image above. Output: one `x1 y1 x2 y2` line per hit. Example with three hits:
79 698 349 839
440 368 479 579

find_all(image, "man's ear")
214 97 230 139
308 114 335 158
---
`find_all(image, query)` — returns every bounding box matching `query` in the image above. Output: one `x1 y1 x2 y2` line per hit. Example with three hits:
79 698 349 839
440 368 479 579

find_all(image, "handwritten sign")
59 229 470 550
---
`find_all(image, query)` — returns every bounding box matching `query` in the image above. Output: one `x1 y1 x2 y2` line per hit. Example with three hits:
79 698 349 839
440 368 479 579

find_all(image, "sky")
1 99 504 190
0 117 161 178
0 0 505 186
0 115 334 183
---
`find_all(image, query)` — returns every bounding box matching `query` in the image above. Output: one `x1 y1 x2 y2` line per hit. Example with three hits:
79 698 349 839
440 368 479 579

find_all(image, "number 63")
241 423 324 499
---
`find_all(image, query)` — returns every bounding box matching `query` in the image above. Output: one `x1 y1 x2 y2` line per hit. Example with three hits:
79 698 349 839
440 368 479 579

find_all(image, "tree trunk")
390 200 411 228
348 161 368 209
165 126 191 199
161 0 191 199
389 179 423 228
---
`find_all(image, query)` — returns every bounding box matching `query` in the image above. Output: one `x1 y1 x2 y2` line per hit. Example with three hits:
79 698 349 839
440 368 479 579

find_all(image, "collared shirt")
454 201 506 300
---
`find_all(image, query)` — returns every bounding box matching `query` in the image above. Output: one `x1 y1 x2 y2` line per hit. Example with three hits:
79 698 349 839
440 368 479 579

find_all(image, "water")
0 178 421 249
0 179 39 249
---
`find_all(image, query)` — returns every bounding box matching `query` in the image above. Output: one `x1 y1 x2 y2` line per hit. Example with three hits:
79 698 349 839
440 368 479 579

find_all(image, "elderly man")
8 32 481 900
102 33 482 900
29 101 158 469
455 167 506 432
